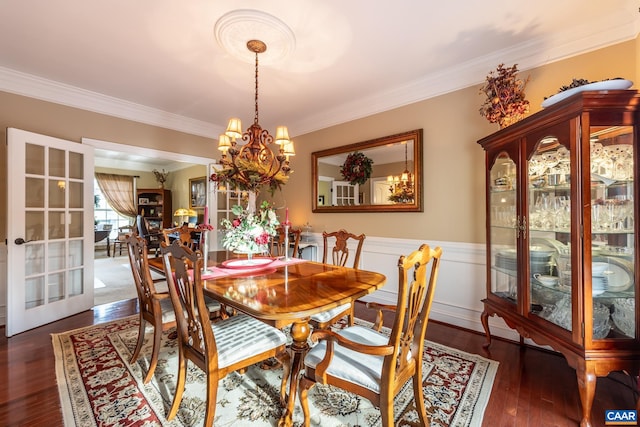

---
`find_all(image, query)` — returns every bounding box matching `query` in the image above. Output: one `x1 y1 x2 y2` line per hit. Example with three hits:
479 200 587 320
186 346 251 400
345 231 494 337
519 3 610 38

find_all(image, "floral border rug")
52 316 498 426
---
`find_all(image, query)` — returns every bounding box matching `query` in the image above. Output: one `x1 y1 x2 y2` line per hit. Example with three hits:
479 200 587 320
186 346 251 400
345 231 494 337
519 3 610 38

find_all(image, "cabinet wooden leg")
481 310 492 349
576 362 596 427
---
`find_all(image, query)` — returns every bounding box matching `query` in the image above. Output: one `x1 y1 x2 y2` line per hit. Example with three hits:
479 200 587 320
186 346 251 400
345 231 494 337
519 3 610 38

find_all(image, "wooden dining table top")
148 251 387 328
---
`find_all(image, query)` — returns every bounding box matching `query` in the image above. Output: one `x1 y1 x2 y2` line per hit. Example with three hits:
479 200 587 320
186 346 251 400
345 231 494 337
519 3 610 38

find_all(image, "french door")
6 128 94 336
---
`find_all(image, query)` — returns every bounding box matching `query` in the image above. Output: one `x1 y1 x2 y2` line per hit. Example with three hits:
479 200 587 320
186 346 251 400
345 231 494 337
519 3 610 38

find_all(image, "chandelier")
215 39 294 194
387 142 414 204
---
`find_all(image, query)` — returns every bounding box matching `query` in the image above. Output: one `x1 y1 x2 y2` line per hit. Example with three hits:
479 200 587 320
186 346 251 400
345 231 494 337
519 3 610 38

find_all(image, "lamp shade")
275 126 290 145
218 134 232 152
284 140 295 156
225 118 243 140
174 208 190 216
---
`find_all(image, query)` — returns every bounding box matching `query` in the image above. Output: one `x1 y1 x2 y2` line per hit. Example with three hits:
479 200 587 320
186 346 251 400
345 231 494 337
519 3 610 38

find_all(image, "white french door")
6 128 94 336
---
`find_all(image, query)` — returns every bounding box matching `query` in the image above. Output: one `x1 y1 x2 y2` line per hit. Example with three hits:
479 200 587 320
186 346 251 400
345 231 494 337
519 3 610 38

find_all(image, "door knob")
14 238 34 245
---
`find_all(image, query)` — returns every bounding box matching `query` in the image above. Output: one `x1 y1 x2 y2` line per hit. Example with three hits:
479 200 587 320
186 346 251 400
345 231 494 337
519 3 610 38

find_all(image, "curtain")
95 173 137 219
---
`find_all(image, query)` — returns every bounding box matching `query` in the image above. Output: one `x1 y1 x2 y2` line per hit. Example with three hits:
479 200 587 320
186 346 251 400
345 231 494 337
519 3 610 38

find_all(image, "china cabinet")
136 189 172 230
478 90 640 427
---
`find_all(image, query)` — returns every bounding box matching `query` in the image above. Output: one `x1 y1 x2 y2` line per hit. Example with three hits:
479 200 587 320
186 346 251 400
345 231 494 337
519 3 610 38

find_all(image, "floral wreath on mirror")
340 151 373 185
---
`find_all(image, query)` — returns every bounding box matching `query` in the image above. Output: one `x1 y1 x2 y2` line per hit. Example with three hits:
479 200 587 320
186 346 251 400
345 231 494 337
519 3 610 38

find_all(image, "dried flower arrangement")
152 169 169 187
479 63 530 128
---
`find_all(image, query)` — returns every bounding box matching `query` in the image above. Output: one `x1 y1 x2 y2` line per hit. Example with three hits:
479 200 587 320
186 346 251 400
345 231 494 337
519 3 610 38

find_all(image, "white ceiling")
0 1 638 151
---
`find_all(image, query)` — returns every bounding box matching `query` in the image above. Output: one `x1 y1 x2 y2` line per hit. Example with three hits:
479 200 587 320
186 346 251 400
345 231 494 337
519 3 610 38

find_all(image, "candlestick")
284 223 290 261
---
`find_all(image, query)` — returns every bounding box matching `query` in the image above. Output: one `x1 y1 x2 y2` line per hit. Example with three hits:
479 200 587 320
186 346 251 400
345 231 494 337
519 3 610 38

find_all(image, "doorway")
82 137 215 306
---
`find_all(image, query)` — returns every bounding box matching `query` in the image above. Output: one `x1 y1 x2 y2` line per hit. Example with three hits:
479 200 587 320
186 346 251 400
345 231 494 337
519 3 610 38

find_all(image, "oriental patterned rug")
52 316 498 426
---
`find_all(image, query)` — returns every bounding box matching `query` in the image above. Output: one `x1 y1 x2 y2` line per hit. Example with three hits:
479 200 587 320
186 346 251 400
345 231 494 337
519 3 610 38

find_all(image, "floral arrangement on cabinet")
219 201 279 254
479 63 530 128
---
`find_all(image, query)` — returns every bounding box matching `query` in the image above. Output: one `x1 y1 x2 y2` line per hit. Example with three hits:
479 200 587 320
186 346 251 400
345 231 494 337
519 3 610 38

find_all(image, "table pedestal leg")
279 319 310 427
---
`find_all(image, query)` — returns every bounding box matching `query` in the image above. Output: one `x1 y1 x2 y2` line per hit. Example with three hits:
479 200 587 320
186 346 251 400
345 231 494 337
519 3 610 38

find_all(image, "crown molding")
0 17 637 139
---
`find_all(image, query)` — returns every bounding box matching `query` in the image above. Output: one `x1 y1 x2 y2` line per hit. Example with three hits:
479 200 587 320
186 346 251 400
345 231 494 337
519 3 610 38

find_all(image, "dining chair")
299 243 442 427
309 229 366 329
160 240 291 427
136 214 162 256
125 233 177 384
269 226 301 258
161 224 200 250
112 224 134 257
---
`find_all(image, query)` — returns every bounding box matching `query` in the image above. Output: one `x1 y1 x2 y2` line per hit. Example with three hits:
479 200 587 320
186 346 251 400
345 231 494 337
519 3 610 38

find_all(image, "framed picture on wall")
189 176 207 208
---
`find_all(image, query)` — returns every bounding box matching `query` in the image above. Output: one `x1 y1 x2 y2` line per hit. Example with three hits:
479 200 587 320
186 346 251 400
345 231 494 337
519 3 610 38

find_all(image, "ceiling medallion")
214 9 296 65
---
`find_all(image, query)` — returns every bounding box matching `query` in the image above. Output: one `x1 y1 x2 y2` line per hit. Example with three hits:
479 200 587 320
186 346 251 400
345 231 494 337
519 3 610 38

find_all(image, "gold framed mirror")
312 129 423 212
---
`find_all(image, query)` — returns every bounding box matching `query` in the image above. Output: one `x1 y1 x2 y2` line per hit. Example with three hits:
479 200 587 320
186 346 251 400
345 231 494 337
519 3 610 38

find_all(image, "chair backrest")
117 225 134 241
125 234 162 314
162 225 198 249
269 226 301 258
322 229 366 268
160 241 216 367
383 244 442 385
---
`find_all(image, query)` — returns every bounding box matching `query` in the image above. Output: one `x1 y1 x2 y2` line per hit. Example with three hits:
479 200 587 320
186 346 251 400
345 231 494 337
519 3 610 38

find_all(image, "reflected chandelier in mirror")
312 129 423 212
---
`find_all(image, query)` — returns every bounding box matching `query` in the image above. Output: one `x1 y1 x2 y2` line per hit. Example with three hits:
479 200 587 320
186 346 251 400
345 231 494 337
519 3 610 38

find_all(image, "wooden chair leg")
413 367 429 426
380 390 394 427
167 352 187 420
203 371 219 427
143 324 163 384
129 317 146 364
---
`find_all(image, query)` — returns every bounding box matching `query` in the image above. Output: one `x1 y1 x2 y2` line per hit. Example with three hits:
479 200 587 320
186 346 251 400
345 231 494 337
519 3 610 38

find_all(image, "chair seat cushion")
309 302 351 324
159 295 221 323
304 325 388 393
212 314 287 368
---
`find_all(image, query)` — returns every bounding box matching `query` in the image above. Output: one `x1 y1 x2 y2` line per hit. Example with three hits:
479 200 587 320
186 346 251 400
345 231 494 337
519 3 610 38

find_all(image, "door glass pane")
49 148 65 178
69 181 83 209
49 179 65 208
49 211 66 239
590 125 635 340
69 212 84 238
48 272 65 303
69 269 83 296
48 241 65 271
25 177 45 208
25 211 44 241
69 240 83 268
69 151 83 179
489 152 517 303
25 243 45 276
25 143 44 175
528 136 571 331
25 277 45 309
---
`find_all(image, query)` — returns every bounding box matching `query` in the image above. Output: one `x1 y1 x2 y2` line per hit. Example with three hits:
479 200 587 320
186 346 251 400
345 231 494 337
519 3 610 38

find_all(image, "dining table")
148 251 386 427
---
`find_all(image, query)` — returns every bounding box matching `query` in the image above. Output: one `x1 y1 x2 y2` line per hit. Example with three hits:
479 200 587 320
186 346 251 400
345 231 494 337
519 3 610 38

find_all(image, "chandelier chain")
254 50 259 125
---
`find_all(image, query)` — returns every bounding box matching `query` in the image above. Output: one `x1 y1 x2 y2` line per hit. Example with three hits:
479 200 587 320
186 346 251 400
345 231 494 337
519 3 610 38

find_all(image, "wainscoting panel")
304 233 520 342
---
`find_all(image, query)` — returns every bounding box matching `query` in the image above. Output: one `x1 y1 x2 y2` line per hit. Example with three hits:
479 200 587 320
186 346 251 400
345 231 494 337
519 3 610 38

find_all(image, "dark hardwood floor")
0 299 636 426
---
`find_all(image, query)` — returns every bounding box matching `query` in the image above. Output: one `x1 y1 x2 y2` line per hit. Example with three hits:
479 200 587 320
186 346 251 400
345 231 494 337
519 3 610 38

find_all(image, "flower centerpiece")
219 201 279 257
479 63 530 128
340 151 373 185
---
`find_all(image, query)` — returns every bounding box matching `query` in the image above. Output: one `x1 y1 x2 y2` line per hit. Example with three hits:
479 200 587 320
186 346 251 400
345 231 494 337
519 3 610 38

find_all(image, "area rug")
52 316 498 427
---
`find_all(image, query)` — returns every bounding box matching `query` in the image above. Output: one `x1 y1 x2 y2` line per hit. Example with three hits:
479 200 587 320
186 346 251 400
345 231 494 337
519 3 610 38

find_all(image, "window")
94 179 132 236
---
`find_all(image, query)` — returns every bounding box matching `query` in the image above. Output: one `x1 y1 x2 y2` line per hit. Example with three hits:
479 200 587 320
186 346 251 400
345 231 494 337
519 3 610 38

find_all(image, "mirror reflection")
312 129 423 212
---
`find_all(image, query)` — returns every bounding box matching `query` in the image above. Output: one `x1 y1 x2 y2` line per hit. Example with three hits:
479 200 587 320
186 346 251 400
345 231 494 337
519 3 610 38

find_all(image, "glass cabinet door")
527 136 572 331
590 125 635 340
489 152 517 304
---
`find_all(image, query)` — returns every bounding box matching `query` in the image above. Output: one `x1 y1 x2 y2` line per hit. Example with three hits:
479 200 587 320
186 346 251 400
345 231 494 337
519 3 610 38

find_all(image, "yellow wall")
1 39 637 243
273 39 637 242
